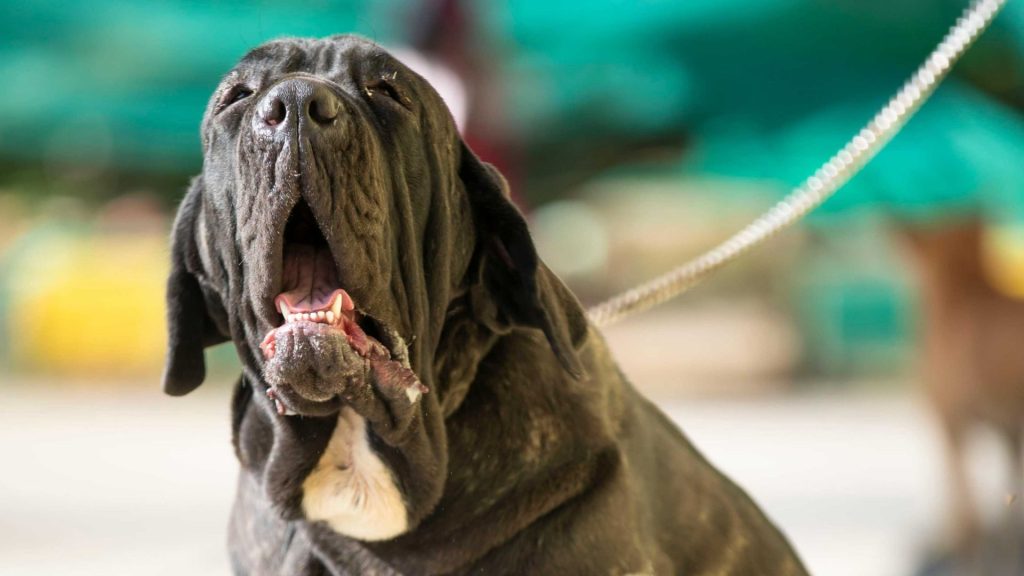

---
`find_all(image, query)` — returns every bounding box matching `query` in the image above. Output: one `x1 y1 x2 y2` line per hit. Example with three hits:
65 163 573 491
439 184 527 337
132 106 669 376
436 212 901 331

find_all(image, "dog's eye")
215 84 254 114
364 76 408 109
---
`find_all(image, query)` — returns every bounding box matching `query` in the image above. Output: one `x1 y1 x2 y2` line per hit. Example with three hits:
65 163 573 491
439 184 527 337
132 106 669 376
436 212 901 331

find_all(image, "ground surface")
0 381 1012 576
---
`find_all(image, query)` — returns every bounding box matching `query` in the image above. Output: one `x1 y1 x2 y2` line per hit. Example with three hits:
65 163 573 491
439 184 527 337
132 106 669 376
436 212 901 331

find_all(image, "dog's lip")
260 310 409 418
259 303 367 361
266 385 341 417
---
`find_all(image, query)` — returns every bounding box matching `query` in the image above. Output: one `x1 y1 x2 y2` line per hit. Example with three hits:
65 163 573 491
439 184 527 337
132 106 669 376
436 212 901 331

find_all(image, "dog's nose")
256 78 340 132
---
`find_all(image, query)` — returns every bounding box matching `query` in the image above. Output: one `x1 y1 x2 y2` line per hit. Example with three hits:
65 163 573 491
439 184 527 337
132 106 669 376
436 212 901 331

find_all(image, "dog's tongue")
276 243 341 312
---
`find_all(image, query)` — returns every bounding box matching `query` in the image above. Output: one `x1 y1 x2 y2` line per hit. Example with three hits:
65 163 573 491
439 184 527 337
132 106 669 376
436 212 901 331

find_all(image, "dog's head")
162 35 586 415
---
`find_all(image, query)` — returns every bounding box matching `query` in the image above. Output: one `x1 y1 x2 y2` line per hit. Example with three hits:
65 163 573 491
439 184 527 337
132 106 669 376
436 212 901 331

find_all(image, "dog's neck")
429 289 504 417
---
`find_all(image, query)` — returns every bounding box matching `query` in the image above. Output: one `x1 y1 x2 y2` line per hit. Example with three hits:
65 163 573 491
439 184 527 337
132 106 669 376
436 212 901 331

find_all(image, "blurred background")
2 1 1024 574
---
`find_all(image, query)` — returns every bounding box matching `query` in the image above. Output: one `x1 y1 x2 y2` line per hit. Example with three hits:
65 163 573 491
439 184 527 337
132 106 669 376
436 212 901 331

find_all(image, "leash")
587 0 1010 327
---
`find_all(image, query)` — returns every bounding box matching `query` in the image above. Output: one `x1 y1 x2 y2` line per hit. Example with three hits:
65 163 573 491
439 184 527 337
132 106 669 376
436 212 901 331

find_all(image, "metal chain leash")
587 0 1010 327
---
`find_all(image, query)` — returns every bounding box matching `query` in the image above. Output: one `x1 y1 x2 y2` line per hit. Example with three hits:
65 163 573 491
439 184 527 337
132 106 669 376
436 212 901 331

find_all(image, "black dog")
163 35 807 575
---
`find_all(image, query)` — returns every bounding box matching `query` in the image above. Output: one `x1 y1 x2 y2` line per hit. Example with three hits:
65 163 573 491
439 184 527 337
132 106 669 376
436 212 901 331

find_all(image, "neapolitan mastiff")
163 35 807 575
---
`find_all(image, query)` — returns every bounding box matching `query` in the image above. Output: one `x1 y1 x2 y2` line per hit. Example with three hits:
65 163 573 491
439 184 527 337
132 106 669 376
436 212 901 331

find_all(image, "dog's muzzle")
248 77 415 416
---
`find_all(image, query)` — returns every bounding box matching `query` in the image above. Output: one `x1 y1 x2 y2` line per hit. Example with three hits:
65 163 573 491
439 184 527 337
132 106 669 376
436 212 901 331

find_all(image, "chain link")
587 0 1009 327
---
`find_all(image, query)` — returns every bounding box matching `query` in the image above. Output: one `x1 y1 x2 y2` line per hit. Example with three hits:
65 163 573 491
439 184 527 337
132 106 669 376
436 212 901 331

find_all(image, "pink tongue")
276 244 341 312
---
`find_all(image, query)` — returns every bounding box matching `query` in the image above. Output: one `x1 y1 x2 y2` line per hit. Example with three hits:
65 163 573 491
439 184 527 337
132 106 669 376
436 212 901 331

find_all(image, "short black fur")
163 35 808 575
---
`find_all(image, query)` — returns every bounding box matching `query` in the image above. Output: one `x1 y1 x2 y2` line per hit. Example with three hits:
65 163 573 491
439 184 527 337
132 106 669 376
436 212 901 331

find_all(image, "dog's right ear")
162 178 228 396
459 143 587 379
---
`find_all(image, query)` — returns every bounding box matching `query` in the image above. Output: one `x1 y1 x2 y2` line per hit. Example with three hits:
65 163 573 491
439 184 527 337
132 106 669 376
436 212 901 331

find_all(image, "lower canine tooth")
326 311 335 323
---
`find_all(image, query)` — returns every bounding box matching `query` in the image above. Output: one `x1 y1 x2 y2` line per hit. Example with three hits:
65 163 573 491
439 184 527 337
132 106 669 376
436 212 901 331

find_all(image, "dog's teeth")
282 310 339 323
278 301 290 316
331 295 343 318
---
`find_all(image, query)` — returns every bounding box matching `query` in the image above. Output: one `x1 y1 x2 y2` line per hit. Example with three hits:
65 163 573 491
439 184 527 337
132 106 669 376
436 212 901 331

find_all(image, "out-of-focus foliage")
480 0 1024 220
0 0 407 173
3 0 1021 218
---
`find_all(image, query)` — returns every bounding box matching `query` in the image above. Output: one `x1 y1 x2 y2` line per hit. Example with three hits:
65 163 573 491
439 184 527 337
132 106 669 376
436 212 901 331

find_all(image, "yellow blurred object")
983 225 1024 300
8 232 169 378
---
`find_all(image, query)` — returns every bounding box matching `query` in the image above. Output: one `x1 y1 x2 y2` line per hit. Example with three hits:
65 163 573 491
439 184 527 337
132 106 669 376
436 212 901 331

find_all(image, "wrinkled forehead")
203 34 458 154
236 36 397 81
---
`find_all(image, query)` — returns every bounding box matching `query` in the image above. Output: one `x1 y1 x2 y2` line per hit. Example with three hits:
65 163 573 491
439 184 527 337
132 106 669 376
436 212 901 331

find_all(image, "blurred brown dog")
904 221 1024 549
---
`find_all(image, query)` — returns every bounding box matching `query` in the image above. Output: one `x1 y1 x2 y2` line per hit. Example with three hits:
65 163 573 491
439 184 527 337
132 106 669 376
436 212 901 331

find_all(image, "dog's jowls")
162 35 808 575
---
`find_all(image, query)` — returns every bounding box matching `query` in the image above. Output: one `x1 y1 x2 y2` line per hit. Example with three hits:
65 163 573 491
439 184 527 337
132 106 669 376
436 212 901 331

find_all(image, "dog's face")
163 35 584 415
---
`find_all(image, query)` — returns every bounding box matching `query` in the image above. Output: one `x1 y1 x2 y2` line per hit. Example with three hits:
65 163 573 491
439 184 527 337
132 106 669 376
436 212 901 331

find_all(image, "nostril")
257 81 340 134
308 97 338 125
264 99 286 127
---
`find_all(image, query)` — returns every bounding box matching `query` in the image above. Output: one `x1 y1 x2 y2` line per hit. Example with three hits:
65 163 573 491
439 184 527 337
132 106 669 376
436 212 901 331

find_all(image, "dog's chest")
301 407 409 541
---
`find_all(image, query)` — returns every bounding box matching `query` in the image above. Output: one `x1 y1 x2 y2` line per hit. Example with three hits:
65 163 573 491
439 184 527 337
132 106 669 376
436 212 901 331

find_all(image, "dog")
162 35 807 575
903 222 1024 554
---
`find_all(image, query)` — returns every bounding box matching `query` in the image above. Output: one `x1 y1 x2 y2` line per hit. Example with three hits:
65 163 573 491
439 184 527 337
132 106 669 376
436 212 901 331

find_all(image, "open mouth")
258 200 360 356
271 200 354 329
258 199 409 415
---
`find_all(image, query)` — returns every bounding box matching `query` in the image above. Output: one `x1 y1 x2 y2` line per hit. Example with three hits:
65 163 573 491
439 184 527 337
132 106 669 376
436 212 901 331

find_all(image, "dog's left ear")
460 143 587 379
163 178 229 396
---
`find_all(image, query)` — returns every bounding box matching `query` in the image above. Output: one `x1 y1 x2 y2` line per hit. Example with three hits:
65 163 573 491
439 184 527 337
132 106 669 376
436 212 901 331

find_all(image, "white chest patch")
301 407 409 541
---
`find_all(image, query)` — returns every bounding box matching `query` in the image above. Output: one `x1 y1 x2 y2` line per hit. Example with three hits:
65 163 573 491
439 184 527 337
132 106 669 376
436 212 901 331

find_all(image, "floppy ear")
459 143 587 378
162 178 229 396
